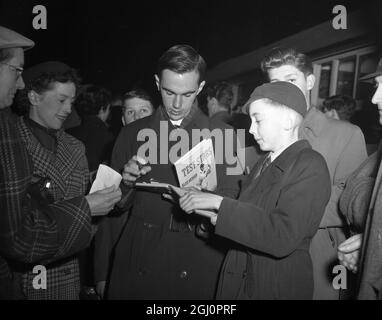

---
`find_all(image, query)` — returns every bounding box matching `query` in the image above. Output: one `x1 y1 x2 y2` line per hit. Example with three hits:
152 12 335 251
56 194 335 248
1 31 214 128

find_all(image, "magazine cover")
174 138 217 191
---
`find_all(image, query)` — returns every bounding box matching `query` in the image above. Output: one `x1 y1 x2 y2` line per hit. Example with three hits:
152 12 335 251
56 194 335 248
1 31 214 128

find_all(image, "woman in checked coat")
14 61 92 299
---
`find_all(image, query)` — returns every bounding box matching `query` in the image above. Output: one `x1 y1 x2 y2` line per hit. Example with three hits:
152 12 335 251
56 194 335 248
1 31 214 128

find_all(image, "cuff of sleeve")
215 197 238 238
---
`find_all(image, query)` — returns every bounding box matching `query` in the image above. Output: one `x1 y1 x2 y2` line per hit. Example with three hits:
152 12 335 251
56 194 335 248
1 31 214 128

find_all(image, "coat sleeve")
213 125 243 199
339 147 381 232
215 154 331 258
0 116 92 264
320 126 367 228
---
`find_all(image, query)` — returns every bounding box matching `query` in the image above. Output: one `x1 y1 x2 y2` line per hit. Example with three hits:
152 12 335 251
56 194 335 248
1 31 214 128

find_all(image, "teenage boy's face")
155 69 205 121
372 75 382 125
267 64 313 107
249 99 286 153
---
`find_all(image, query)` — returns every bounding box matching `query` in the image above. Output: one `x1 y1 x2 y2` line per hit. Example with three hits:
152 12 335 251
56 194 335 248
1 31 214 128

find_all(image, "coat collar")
17 116 86 196
242 140 311 191
148 104 207 132
300 107 326 138
271 140 311 172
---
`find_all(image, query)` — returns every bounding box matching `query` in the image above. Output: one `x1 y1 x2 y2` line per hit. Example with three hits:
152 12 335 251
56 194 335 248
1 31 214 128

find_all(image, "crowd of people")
1 24 382 300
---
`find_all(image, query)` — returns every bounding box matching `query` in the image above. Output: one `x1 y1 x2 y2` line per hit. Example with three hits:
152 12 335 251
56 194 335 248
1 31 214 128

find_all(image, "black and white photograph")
1 0 382 309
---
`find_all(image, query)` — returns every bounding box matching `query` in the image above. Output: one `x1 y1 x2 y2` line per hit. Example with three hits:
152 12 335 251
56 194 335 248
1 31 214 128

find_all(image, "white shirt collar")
170 119 183 126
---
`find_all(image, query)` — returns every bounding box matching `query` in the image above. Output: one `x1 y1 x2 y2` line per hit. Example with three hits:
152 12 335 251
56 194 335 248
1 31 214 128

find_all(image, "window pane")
356 53 379 100
318 63 331 100
353 52 382 146
337 56 356 96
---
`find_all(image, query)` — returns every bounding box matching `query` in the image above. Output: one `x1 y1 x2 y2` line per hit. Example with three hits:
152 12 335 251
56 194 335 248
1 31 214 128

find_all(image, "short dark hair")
205 82 233 110
321 94 356 121
123 88 154 108
157 44 206 83
261 47 313 78
75 84 112 117
15 65 81 115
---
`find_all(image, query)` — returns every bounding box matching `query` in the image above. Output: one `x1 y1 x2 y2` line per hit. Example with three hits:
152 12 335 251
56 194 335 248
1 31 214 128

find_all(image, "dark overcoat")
95 106 242 299
215 140 331 299
339 142 382 299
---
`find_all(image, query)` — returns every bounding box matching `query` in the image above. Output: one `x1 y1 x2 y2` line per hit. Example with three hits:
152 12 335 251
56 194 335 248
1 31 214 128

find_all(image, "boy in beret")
174 81 331 299
261 47 367 299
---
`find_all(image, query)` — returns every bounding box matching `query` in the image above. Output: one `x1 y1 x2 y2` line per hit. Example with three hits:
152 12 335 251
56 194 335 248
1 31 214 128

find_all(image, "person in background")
0 25 121 300
205 82 233 124
67 84 114 173
13 61 121 299
121 88 154 126
107 94 124 138
319 94 357 122
338 57 382 299
260 47 368 299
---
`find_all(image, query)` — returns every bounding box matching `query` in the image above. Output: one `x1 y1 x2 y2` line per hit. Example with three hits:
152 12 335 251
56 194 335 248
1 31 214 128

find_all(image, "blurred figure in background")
67 84 114 173
203 82 262 173
320 95 357 122
121 88 154 126
205 82 233 124
107 94 124 138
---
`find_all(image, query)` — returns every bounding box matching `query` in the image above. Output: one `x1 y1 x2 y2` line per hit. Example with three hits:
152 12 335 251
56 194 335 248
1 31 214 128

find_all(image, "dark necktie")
255 154 271 179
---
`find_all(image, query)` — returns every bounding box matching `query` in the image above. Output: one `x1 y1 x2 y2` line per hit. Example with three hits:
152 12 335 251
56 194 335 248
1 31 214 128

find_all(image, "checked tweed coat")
0 109 92 300
16 117 90 299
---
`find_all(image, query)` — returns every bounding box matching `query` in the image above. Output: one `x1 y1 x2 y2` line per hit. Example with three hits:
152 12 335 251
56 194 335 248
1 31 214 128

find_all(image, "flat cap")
242 81 307 117
358 57 382 82
0 25 34 50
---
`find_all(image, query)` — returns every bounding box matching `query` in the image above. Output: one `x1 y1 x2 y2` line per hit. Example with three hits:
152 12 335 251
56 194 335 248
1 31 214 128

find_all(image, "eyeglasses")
0 62 24 79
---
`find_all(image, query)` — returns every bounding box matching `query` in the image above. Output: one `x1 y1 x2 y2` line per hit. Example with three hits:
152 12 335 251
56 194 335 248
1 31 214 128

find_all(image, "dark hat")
242 81 307 117
0 25 34 50
23 61 72 85
358 57 382 82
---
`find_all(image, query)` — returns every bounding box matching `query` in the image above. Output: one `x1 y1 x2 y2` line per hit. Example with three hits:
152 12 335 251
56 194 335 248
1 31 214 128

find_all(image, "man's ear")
28 90 40 106
283 111 296 131
197 80 206 95
284 117 293 131
154 74 160 91
307 74 315 91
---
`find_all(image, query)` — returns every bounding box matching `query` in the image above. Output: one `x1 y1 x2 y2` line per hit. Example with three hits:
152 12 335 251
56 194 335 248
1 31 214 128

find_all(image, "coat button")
143 222 155 229
138 269 146 276
180 271 188 279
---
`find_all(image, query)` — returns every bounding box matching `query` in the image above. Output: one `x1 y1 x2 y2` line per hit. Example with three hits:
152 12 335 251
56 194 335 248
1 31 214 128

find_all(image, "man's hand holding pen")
122 155 152 186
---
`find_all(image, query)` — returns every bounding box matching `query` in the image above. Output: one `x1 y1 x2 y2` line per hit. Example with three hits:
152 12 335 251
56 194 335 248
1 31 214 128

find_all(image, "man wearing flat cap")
337 57 382 299
173 81 331 299
0 26 121 299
